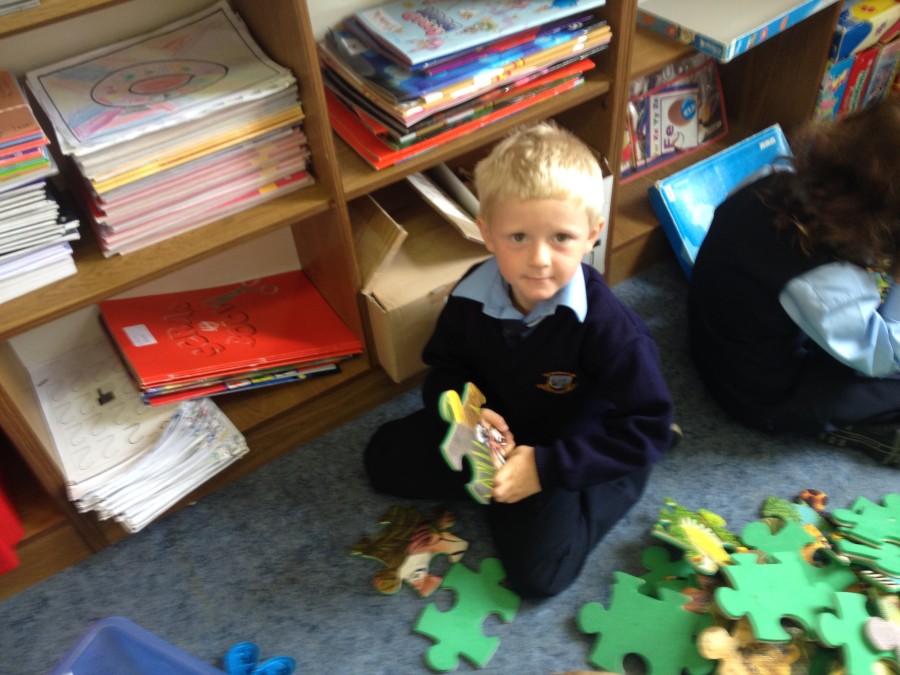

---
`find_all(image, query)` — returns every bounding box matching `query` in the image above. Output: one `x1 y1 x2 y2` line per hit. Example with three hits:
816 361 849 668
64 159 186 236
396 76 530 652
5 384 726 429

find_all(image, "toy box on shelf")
830 0 900 61
621 52 727 183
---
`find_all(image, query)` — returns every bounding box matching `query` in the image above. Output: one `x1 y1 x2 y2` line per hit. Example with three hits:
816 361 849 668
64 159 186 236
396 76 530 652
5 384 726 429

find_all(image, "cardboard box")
351 182 490 383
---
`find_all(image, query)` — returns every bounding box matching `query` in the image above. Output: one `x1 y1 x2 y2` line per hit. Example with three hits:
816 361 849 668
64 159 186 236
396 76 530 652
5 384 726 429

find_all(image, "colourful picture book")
863 38 900 106
648 124 792 279
99 270 363 388
325 63 587 170
327 56 594 148
328 15 607 103
25 0 295 156
352 0 607 69
813 56 855 122
0 70 48 152
837 45 879 116
637 0 836 62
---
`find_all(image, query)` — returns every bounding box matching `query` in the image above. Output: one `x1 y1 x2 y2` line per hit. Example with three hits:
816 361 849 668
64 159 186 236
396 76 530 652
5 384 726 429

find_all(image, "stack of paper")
0 70 80 303
25 1 314 257
319 0 611 170
98 269 363 406
29 338 249 532
0 0 39 16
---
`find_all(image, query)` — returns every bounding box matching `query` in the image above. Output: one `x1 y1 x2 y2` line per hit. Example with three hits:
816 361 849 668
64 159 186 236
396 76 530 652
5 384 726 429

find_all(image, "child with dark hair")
688 97 900 466
364 122 675 598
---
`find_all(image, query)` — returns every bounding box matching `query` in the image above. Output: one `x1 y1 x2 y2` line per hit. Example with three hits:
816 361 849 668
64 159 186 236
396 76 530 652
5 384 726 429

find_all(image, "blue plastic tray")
50 616 224 675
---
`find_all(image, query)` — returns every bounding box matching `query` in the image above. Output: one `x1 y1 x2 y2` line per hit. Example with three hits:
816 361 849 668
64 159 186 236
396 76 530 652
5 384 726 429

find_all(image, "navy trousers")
363 408 650 599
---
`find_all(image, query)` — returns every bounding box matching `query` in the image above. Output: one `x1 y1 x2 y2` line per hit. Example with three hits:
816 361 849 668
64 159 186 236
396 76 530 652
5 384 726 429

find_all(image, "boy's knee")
502 555 581 599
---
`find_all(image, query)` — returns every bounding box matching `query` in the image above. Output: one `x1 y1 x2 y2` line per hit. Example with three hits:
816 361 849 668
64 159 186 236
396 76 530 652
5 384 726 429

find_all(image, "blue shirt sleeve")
779 261 900 377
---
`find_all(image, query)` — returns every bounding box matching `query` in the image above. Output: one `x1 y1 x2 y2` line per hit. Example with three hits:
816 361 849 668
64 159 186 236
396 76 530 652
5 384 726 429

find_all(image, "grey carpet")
1 257 896 674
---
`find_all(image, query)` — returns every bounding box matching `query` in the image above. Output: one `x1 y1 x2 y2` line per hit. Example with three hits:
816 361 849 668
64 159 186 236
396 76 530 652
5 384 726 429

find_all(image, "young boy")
364 122 675 598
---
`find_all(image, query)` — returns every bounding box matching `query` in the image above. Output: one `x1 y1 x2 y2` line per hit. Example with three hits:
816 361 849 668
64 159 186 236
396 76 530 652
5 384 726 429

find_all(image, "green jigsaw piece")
818 591 893 675
413 557 520 672
715 551 838 642
836 537 900 577
639 545 698 595
577 571 714 674
740 521 858 592
832 494 900 548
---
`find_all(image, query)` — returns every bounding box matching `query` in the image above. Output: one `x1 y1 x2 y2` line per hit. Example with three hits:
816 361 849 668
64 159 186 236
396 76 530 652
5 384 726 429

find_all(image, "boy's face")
478 197 601 315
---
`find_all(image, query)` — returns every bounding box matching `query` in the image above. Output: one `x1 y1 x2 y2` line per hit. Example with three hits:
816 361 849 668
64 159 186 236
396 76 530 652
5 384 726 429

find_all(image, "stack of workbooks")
98 270 363 406
28 336 250 532
320 0 611 170
0 70 80 303
25 1 314 257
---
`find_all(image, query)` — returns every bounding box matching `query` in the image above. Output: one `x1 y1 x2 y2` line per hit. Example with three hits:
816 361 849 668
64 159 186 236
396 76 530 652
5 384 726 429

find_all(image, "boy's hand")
492 445 541 503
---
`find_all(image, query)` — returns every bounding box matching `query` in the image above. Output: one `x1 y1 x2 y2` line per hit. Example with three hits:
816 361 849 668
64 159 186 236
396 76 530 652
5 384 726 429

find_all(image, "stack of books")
0 70 80 304
98 269 363 406
25 1 314 257
28 336 250 532
320 0 611 170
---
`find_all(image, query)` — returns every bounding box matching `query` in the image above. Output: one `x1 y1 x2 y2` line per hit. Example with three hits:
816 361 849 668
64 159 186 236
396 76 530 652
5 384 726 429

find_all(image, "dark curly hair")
763 96 900 275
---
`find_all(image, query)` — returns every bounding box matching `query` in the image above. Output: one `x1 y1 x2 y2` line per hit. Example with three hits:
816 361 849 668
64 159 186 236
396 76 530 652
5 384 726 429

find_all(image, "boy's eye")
511 233 526 243
554 233 573 243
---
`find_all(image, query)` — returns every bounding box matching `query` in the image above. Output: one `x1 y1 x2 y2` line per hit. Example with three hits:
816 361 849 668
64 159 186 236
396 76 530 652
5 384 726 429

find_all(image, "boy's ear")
586 218 604 252
477 216 495 252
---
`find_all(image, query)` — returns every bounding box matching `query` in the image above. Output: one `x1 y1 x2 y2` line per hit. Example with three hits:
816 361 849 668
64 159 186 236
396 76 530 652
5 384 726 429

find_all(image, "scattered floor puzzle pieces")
413 557 520 672
576 571 713 674
352 505 468 597
438 382 501 505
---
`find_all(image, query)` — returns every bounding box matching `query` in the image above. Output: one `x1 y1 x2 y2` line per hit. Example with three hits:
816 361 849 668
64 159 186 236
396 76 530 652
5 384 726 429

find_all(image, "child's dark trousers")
363 408 650 599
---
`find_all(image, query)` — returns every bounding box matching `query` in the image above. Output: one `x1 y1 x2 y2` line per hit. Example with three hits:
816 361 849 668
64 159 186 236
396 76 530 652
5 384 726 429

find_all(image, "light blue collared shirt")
779 260 900 377
452 258 588 328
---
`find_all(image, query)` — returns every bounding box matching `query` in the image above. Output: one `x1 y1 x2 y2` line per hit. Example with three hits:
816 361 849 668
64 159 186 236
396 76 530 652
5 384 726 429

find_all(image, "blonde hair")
474 121 605 227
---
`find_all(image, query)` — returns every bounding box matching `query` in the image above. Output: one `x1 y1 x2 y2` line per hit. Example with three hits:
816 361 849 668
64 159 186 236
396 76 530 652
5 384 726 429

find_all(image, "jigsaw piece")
352 505 468 597
831 494 900 549
413 557 520 672
438 382 499 505
576 571 713 674
715 552 838 642
818 591 894 675
652 497 742 575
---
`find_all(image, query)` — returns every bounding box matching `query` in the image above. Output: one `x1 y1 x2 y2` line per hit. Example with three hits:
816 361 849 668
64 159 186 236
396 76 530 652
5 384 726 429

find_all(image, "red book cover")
99 270 363 388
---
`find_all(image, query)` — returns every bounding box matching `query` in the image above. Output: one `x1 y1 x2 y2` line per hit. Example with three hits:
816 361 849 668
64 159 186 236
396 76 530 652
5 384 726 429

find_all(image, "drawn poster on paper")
26 1 294 155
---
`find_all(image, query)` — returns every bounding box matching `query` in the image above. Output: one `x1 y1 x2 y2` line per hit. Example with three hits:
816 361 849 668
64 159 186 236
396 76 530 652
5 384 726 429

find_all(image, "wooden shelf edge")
0 185 333 340
0 0 129 37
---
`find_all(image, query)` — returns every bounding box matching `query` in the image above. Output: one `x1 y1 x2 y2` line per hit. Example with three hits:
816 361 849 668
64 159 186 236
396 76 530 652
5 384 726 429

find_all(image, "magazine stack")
25 1 314 257
320 0 611 170
0 70 80 304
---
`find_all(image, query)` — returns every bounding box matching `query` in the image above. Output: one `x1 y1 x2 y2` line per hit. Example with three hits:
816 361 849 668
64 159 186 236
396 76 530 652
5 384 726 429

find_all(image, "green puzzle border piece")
413 557 520 672
577 571 713 674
